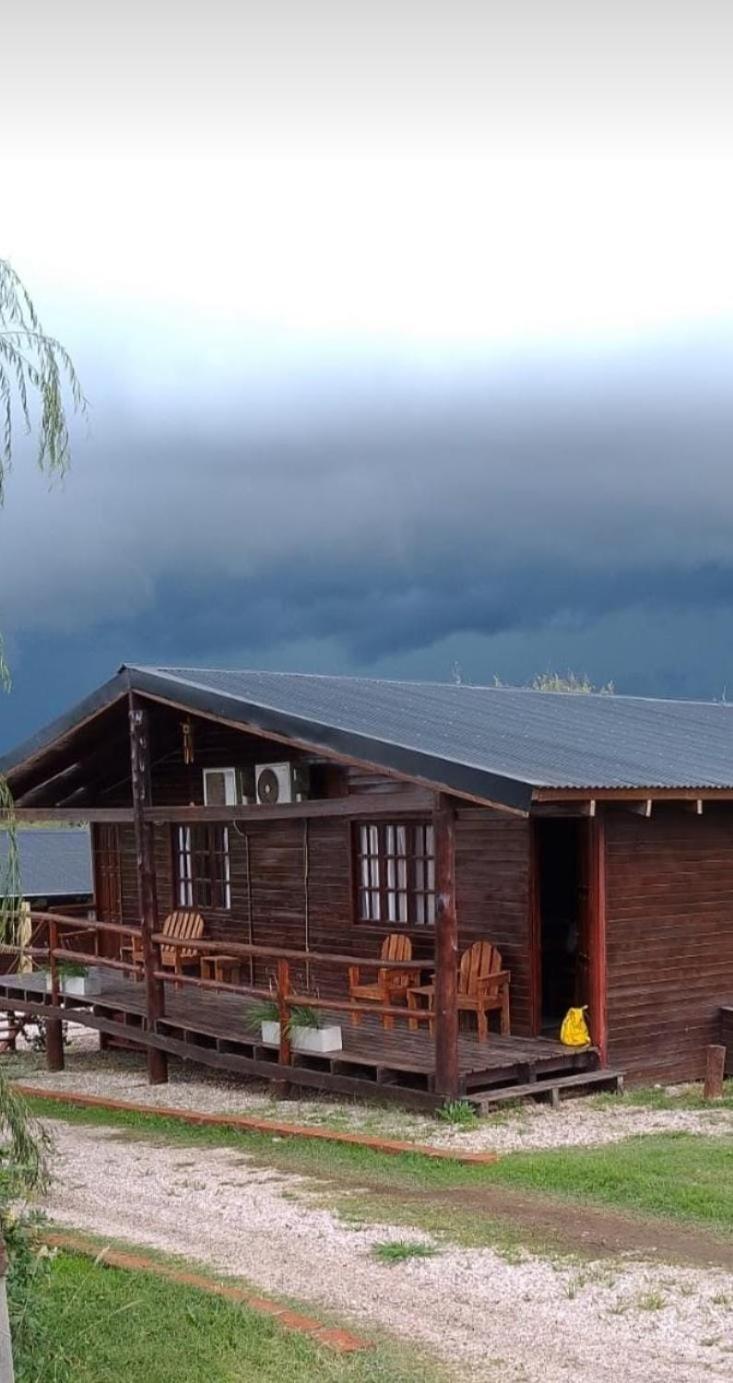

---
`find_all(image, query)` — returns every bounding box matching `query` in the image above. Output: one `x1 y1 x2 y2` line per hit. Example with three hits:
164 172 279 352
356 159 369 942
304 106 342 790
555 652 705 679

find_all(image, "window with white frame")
355 822 436 926
174 824 231 910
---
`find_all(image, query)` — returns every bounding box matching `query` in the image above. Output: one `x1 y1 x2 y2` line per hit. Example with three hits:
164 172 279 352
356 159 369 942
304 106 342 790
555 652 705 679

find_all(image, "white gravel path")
41 1119 733 1383
9 1037 733 1153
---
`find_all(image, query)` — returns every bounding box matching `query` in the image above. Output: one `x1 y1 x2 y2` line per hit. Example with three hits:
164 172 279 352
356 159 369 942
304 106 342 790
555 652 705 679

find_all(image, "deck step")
468 1068 625 1112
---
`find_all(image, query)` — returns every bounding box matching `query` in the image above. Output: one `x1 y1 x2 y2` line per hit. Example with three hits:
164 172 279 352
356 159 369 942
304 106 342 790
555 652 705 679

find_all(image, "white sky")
3 2 733 364
4 154 733 391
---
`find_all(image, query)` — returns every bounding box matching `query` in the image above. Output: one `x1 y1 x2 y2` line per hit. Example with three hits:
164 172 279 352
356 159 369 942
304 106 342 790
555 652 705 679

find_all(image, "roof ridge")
128 664 729 710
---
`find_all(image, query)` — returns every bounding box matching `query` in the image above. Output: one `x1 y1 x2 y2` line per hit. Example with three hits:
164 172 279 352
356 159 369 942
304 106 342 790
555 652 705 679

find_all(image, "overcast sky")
3 3 733 747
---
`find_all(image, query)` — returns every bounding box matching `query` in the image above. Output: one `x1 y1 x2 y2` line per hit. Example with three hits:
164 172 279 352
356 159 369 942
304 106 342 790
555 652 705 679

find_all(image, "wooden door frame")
584 814 608 1063
529 814 608 1064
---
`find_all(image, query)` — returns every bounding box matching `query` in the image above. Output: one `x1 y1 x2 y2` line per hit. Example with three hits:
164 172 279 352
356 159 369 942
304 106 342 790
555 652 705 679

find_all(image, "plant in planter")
247 1000 342 1054
43 963 103 998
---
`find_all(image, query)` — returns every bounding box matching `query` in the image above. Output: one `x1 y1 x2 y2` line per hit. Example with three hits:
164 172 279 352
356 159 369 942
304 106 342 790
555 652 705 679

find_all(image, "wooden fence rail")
12 912 437 1073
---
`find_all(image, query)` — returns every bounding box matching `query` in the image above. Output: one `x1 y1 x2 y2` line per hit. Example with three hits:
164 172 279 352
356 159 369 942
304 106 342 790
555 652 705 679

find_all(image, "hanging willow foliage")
0 260 83 1348
0 258 86 500
0 258 86 935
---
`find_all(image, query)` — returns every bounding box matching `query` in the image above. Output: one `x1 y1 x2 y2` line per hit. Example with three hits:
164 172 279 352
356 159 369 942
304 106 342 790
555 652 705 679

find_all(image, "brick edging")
14 1083 498 1163
42 1230 368 1354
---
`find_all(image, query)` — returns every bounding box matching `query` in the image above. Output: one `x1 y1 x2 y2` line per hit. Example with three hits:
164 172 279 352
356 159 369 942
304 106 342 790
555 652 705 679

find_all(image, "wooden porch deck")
0 968 599 1110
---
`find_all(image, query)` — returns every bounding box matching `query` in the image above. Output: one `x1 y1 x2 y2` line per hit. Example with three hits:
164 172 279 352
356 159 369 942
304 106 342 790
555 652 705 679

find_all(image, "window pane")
354 820 435 927
175 823 231 911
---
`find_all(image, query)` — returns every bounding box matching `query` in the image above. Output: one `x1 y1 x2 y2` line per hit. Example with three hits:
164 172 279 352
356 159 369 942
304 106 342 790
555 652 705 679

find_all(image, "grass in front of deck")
15 1249 443 1383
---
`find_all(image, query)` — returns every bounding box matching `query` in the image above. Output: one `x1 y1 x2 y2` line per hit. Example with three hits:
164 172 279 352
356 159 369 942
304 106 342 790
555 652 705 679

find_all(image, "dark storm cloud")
3 327 733 746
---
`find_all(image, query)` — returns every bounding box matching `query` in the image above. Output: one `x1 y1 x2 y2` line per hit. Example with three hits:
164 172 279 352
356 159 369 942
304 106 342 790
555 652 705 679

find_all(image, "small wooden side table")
200 955 242 985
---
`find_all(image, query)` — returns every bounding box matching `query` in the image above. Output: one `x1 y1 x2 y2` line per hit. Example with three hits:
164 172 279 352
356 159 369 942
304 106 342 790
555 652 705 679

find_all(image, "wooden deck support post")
704 1044 726 1100
433 793 459 1101
44 1019 64 1073
129 693 168 1085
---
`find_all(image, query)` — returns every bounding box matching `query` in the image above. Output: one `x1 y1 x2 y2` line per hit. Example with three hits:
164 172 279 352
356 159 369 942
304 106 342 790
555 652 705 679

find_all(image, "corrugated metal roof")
0 828 93 899
4 665 733 813
136 666 733 792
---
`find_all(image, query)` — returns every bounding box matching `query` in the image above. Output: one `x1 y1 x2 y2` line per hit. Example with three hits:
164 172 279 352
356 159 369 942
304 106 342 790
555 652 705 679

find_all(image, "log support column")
129 692 168 1085
44 1020 64 1072
433 793 459 1101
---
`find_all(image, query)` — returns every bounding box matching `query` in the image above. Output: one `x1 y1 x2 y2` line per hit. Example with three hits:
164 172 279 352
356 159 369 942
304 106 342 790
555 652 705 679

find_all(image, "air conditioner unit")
202 767 241 806
254 762 310 805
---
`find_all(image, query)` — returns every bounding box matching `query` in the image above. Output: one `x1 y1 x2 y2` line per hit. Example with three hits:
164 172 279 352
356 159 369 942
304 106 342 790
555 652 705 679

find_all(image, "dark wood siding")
606 806 733 1081
99 790 534 1029
456 810 533 1035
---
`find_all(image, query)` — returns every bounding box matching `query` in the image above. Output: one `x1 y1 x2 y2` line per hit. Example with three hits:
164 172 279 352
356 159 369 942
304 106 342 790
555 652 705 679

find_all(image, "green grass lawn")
493 1132 733 1228
14 1250 443 1383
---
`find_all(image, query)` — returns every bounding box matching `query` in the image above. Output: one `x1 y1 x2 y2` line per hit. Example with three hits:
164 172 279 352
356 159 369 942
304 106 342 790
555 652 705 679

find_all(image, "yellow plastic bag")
560 1006 591 1047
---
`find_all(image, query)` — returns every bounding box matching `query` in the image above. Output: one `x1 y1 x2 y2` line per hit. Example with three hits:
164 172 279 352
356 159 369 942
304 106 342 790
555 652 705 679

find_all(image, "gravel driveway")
41 1119 733 1383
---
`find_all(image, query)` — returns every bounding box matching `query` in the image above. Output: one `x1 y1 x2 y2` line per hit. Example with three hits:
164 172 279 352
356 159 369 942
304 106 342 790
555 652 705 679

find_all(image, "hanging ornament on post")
181 720 195 765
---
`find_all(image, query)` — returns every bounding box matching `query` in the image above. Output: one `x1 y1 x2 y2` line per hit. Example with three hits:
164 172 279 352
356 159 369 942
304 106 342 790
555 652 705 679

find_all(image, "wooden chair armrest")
389 965 423 988
474 970 511 997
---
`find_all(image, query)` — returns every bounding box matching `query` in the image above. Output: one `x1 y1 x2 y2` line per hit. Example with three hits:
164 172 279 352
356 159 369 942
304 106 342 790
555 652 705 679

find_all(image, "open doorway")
536 819 588 1035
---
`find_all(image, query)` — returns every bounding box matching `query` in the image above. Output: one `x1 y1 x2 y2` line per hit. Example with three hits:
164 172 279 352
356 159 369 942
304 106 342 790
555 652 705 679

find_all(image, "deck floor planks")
0 970 592 1093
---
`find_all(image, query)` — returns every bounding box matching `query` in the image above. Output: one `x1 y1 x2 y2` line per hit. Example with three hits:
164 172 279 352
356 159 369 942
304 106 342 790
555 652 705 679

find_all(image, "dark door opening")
537 819 587 1034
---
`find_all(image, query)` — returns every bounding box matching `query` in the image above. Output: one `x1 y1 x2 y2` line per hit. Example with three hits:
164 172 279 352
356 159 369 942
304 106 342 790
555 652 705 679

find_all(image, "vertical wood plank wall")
605 806 733 1081
100 809 533 1017
91 706 535 1028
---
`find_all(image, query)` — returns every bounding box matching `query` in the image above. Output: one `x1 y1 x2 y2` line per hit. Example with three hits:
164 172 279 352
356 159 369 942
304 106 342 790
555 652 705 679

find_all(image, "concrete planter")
261 1021 342 1054
46 969 103 998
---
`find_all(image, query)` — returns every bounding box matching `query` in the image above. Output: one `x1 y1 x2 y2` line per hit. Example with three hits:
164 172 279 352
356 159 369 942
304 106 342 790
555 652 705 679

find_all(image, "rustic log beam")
2 808 135 823
142 792 435 823
4 791 435 826
624 799 653 817
433 793 459 1101
683 799 704 815
128 692 168 1085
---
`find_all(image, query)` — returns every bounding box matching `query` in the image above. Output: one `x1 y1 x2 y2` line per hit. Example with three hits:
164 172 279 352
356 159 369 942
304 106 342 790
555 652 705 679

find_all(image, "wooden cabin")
1 665 732 1107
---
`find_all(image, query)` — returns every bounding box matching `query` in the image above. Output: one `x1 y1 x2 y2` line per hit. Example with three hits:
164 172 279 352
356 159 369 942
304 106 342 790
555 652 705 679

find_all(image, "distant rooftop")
0 828 93 899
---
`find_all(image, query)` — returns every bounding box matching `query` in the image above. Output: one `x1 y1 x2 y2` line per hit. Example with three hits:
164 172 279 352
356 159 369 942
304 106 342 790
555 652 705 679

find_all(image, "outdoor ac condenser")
254 762 310 805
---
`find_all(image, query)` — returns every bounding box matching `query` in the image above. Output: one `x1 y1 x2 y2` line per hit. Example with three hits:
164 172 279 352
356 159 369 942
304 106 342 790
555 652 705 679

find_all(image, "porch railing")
6 913 435 1070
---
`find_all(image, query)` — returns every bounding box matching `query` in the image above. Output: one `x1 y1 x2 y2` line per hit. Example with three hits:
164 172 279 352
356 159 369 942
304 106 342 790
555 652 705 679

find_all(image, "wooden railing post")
45 916 64 1072
277 959 292 1067
433 793 459 1101
129 692 168 1085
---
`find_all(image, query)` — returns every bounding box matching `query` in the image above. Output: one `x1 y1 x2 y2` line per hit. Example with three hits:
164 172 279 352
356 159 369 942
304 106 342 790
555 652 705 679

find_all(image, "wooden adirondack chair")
129 909 205 983
407 940 511 1039
348 934 420 1030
